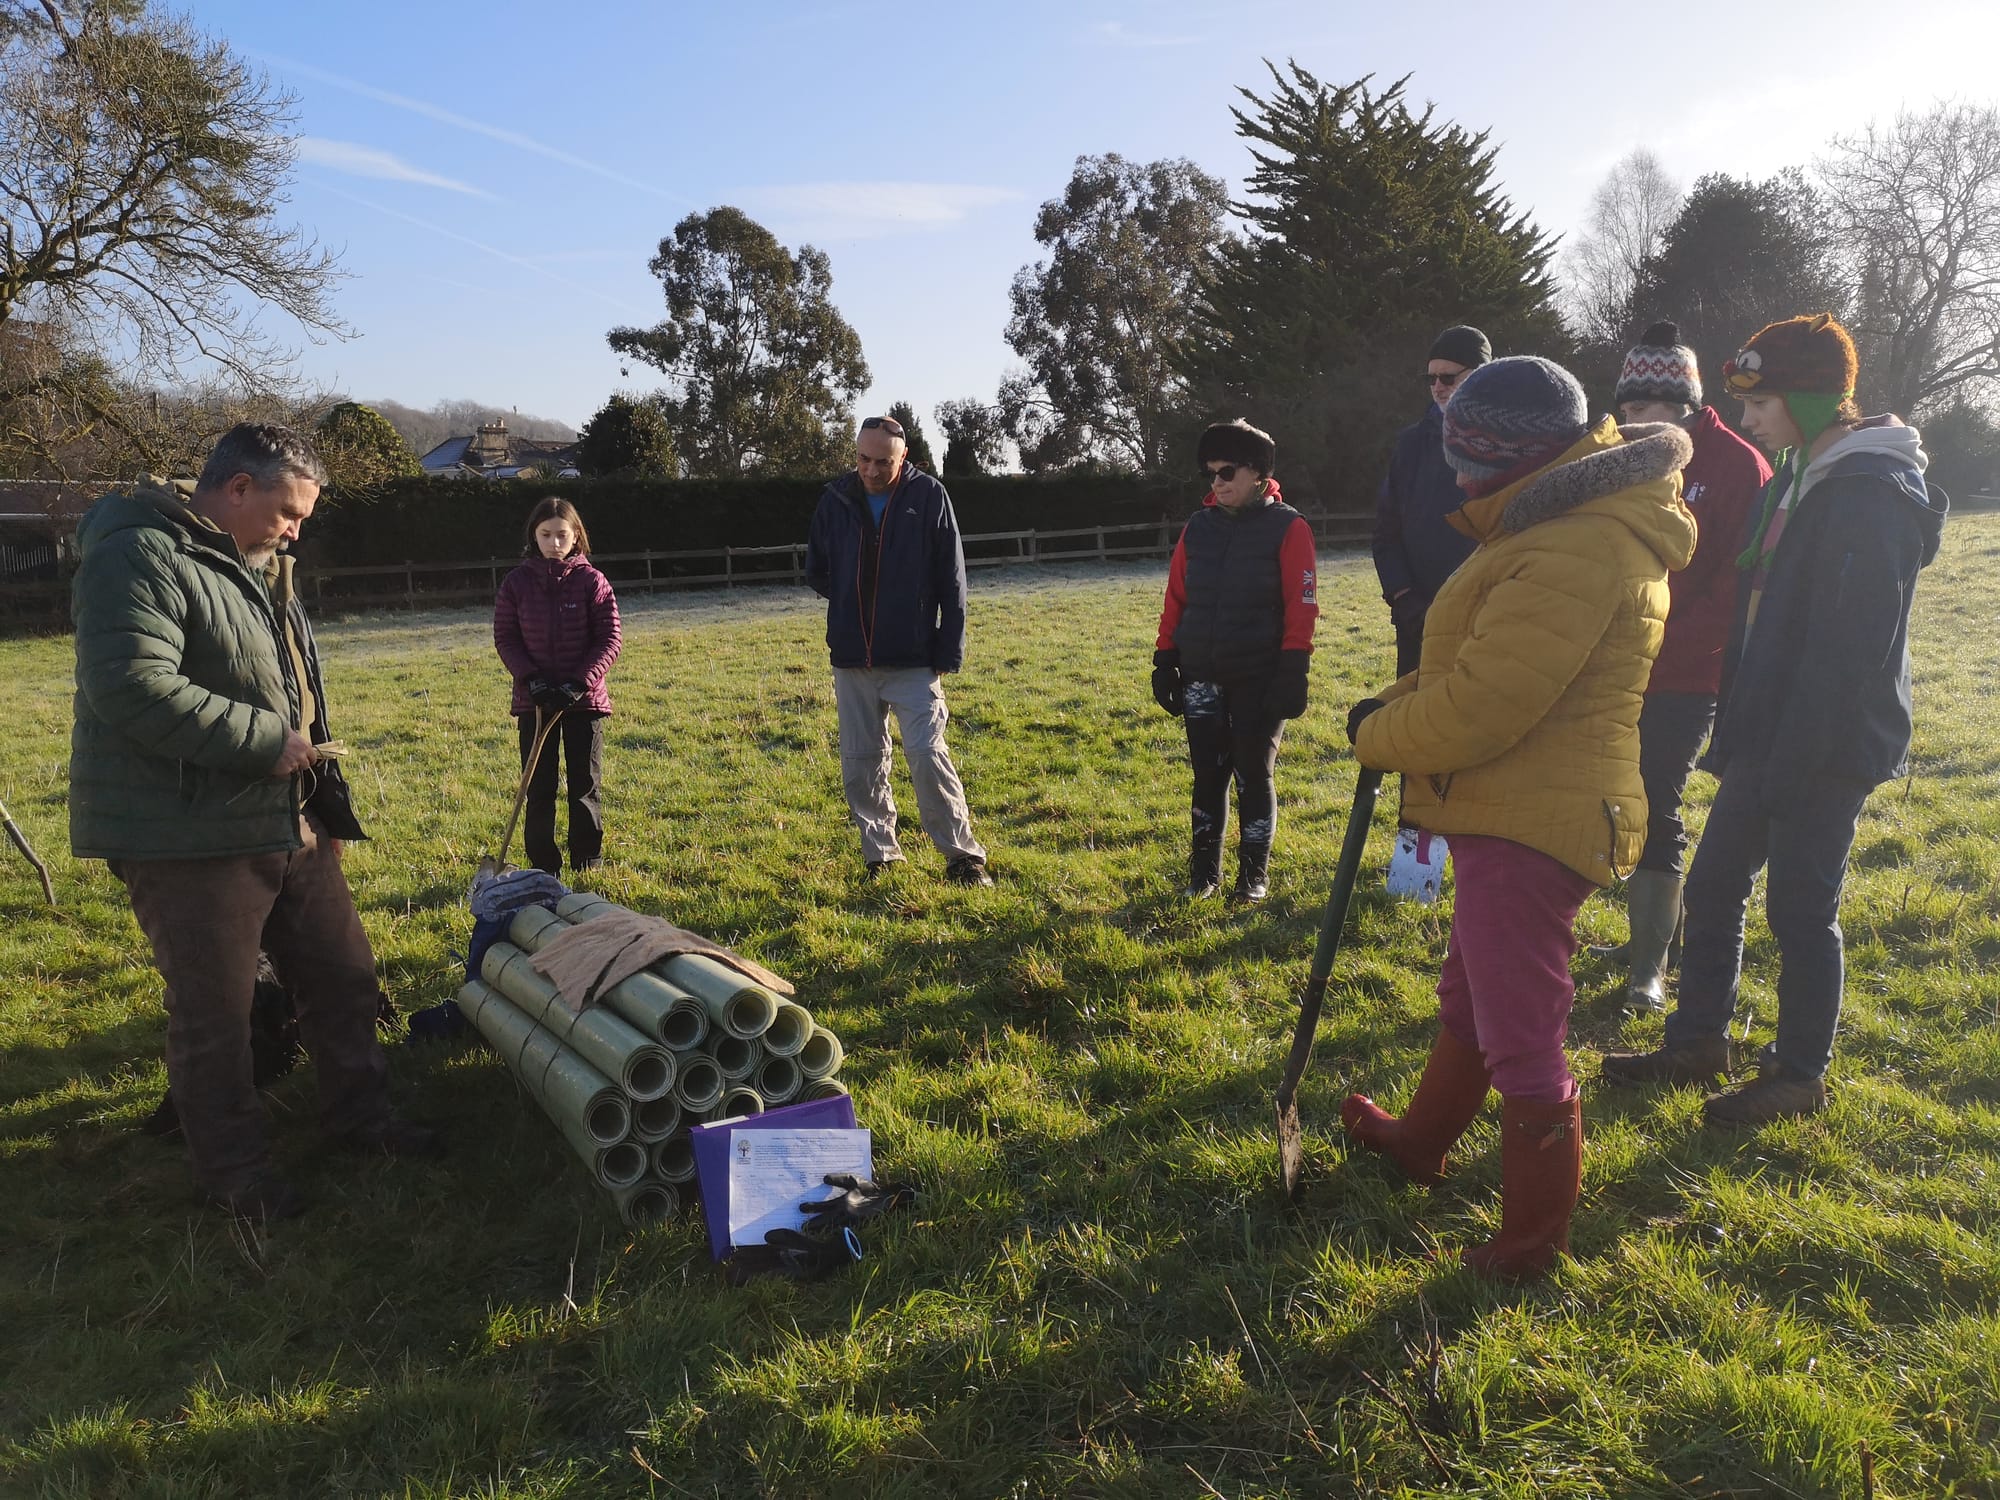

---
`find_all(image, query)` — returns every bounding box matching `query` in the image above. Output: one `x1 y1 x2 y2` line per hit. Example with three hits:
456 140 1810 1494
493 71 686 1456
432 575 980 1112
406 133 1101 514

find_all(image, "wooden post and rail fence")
294 515 1376 614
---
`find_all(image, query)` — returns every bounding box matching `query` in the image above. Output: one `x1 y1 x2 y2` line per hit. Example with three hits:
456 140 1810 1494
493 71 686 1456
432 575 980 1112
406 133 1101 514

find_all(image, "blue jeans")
1635 691 1716 876
1664 766 1873 1080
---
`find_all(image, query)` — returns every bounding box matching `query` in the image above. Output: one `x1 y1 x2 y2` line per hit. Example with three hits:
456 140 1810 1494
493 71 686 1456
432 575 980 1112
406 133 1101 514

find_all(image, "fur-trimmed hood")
1450 415 1696 573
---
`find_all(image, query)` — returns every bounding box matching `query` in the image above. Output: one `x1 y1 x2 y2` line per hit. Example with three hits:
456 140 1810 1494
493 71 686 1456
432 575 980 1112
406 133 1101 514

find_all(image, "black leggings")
1636 691 1716 876
1183 678 1284 863
517 711 606 874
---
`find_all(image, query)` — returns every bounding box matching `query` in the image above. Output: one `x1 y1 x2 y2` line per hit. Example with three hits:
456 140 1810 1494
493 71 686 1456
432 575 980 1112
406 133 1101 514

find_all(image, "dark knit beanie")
1720 313 1858 397
1197 419 1276 475
1442 356 1591 485
1429 324 1493 370
1615 320 1703 409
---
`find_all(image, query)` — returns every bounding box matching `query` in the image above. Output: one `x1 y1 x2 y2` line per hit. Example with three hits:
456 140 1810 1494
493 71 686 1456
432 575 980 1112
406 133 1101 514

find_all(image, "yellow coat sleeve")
1354 532 1627 776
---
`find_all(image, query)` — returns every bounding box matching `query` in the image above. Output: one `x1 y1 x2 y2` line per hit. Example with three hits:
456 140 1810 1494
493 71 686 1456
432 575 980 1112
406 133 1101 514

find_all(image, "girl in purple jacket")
493 497 622 875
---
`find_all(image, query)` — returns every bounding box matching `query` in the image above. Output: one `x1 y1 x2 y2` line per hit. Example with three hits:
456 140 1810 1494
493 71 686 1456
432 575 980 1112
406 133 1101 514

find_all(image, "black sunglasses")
860 416 905 437
1203 462 1249 483
1425 371 1463 389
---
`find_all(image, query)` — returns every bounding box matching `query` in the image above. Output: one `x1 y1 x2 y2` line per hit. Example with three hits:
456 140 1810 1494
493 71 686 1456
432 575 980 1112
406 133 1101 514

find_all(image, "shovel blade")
1276 1096 1305 1199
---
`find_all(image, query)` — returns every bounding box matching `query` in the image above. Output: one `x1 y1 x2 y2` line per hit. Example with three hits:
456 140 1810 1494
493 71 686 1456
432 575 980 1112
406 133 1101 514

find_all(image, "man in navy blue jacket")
805 416 991 884
1373 325 1490 675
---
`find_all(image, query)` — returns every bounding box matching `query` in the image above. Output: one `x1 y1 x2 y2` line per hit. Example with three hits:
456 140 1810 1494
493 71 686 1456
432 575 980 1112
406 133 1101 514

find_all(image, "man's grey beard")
245 544 279 567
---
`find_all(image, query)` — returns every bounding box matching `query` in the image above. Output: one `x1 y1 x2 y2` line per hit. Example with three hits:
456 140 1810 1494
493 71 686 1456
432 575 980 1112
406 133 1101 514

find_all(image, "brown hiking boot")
1702 1071 1826 1128
1597 1035 1731 1088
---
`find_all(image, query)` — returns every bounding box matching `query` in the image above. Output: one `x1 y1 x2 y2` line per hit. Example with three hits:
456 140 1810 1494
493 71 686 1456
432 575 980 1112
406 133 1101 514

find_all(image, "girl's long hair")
523 495 590 559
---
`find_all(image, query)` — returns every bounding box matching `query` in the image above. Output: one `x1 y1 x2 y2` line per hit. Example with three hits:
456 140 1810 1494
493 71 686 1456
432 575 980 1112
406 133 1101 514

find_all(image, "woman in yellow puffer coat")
1341 355 1697 1281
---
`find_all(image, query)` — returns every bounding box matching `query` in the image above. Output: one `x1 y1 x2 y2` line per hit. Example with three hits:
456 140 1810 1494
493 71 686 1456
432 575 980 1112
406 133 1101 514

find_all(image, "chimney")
470 417 510 467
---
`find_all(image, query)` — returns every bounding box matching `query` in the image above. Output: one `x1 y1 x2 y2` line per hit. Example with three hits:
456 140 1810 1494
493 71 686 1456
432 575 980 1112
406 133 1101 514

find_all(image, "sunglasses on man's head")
860 415 905 437
1425 371 1463 389
1204 463 1247 482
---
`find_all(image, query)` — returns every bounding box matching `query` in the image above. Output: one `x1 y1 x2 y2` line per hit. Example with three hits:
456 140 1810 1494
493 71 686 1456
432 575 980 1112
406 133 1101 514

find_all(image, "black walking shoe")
944 856 994 887
336 1116 446 1159
1232 872 1269 904
1598 1036 1731 1088
1233 842 1272 904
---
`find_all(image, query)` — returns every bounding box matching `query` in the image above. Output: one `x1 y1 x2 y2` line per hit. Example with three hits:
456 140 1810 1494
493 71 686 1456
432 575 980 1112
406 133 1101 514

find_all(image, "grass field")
3 521 1998 1499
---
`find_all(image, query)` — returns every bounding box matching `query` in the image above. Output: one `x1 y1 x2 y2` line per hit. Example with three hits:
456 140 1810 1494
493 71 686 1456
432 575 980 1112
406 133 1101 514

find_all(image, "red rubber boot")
1340 1028 1492 1184
1462 1091 1583 1282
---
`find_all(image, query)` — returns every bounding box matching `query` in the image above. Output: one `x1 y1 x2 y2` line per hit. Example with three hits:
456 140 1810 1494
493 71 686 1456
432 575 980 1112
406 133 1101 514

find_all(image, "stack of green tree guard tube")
452 894 847 1227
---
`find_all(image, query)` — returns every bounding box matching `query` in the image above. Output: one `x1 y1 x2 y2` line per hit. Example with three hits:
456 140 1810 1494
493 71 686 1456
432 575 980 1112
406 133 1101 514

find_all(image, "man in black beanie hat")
1372 324 1492 674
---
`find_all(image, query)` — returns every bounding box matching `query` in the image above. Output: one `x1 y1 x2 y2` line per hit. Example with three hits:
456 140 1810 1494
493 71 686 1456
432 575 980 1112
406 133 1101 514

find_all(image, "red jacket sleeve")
1278 516 1319 652
493 568 537 682
1155 529 1189 651
577 567 622 689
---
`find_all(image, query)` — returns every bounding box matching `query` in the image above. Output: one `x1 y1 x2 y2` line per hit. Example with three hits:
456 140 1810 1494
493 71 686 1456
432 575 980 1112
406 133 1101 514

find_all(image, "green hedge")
302 472 1209 569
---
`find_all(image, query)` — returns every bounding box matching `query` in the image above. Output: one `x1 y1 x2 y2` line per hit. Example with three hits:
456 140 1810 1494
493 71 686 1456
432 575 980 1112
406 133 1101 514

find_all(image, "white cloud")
737 182 1022 240
294 136 494 198
261 53 694 205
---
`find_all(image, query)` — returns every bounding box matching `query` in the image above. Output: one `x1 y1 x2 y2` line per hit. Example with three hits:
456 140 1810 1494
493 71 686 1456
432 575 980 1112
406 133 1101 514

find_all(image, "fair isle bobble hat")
1442 356 1592 493
1615 321 1703 409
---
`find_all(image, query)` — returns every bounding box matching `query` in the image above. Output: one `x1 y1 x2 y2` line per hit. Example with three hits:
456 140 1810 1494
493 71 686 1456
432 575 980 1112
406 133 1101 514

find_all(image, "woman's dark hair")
1196 419 1276 476
523 495 590 558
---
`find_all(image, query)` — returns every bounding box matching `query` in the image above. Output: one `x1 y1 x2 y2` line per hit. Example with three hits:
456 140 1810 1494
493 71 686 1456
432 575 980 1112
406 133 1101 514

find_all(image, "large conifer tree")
1183 66 1565 509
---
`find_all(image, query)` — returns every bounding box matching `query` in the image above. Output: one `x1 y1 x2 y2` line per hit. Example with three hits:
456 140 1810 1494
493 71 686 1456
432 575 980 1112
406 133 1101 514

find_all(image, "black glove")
526 677 567 713
1152 648 1184 717
558 679 586 706
1264 648 1310 721
799 1173 914 1231
1346 697 1386 744
762 1225 864 1281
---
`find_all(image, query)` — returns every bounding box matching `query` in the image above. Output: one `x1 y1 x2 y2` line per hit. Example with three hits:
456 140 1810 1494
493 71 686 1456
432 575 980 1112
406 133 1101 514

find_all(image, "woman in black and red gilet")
1152 420 1319 901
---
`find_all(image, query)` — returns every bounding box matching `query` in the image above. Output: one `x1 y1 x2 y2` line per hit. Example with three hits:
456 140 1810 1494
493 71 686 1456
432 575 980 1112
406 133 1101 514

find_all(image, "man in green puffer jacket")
71 423 441 1221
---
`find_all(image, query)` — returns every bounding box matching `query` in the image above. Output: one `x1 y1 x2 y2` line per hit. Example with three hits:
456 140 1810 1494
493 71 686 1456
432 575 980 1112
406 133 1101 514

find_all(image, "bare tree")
0 0 345 473
1564 149 1682 343
1820 101 2000 417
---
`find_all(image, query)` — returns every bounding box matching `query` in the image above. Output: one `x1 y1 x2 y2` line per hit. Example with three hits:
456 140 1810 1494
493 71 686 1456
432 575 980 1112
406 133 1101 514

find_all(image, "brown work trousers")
115 813 391 1197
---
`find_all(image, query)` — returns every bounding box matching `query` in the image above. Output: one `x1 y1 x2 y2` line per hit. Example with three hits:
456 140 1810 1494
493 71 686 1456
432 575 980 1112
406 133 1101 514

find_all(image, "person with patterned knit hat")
1153 419 1318 902
1372 325 1491 676
1341 356 1696 1280
1593 322 1771 1014
1602 313 1948 1127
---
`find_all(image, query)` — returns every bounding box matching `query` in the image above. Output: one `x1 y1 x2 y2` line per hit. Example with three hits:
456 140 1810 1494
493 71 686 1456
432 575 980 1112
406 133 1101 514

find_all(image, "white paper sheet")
1386 827 1448 904
726 1127 873 1247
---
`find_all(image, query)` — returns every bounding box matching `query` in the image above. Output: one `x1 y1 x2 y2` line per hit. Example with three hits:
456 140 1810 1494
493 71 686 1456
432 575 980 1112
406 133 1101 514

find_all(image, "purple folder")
689 1094 859 1261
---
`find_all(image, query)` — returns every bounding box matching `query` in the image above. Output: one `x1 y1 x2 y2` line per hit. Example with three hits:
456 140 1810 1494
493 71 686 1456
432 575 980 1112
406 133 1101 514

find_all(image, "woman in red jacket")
1151 420 1318 902
493 497 622 875
1600 324 1770 1010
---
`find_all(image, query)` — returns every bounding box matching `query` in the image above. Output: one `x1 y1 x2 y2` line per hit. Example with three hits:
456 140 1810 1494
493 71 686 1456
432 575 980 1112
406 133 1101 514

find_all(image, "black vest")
1172 498 1299 682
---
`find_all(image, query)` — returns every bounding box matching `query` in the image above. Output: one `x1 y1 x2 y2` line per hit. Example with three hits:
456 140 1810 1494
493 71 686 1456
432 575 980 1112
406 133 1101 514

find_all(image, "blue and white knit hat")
1442 356 1591 486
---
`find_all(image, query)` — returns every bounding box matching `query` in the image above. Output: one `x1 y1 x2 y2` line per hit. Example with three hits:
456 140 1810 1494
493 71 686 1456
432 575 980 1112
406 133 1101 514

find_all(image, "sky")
190 0 2000 440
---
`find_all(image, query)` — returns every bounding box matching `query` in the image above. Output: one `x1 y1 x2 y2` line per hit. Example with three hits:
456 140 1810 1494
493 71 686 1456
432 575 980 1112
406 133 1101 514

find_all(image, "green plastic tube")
552 893 781 1041
663 952 780 1040
653 1136 697 1184
755 1050 802 1106
796 1026 844 1081
631 1092 682 1144
481 944 676 1102
800 1078 851 1102
717 1087 765 1119
761 1000 813 1058
612 1180 679 1227
509 906 710 1051
454 982 629 1146
709 1032 757 1081
556 1111 647 1189
673 1054 725 1113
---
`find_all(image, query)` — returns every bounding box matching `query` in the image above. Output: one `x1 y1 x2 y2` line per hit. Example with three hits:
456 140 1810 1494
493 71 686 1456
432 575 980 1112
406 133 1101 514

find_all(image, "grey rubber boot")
1622 869 1683 1013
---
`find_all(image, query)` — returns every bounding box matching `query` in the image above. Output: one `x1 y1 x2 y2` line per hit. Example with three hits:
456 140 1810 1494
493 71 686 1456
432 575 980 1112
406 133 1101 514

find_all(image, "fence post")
1029 530 1039 564
646 551 656 586
404 562 416 612
1158 520 1170 557
724 548 734 588
792 544 804 584
1096 526 1106 562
